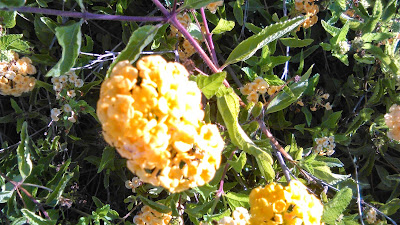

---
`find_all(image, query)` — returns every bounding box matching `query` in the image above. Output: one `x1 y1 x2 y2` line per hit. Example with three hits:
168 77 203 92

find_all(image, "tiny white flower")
51 108 62 116
67 90 76 98
75 79 84 88
68 73 78 83
68 111 77 123
59 75 68 83
322 140 329 147
53 82 63 92
326 149 335 156
63 104 72 113
51 114 59 121
51 77 60 84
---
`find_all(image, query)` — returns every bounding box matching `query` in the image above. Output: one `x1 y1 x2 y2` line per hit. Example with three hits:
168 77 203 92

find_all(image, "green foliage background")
0 0 400 224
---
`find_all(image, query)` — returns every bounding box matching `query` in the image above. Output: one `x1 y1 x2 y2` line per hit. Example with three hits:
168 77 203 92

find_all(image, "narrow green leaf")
361 32 394 42
379 198 400 215
322 187 353 225
17 122 32 180
106 25 160 77
216 88 274 179
196 72 226 99
233 0 243 26
223 16 305 67
321 111 342 129
10 99 23 114
97 147 115 173
280 38 313 47
182 0 221 9
21 209 56 225
46 22 82 77
291 45 319 63
138 196 171 214
40 17 58 33
0 191 14 203
265 78 308 114
345 108 374 135
76 0 84 10
212 19 235 34
45 172 73 206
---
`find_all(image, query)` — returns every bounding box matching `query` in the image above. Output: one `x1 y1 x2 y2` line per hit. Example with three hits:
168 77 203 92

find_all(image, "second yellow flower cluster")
97 55 224 192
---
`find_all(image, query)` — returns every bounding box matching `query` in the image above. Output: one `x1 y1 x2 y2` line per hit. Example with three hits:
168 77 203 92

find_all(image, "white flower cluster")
365 207 377 224
338 41 351 54
125 177 142 193
314 136 336 156
218 207 250 225
50 71 83 123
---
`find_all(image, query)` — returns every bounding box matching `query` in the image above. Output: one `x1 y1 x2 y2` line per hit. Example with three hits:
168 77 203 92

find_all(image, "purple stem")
151 0 220 74
4 6 166 22
200 7 218 66
216 150 236 197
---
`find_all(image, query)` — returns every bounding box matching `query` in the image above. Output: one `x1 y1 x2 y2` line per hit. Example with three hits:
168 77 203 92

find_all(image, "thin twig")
216 149 237 198
3 6 165 22
273 146 292 182
348 152 365 225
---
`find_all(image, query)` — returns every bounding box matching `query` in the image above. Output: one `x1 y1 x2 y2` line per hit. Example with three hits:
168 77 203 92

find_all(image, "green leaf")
0 11 17 28
35 80 55 94
21 209 56 225
40 17 58 33
46 21 82 77
227 151 246 173
0 0 25 7
182 0 221 9
280 38 313 47
322 187 353 225
196 72 226 99
265 76 309 114
321 20 341 36
321 111 342 129
138 196 171 214
17 122 32 180
45 172 73 206
106 25 160 77
291 45 319 63
212 19 235 34
97 147 115 173
233 0 243 26
76 0 84 10
345 108 374 135
0 191 14 203
10 98 23 114
225 192 250 209
379 198 400 215
217 89 274 180
0 34 23 50
361 32 394 42
223 16 305 67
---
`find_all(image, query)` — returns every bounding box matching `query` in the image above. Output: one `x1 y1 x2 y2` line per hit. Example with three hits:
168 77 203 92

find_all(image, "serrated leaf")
223 16 305 67
212 19 235 34
280 38 313 47
17 122 32 180
0 0 25 7
21 209 56 225
322 187 353 225
196 72 226 99
106 25 160 77
97 147 115 173
228 151 246 173
46 22 82 77
0 34 23 50
379 198 400 215
182 0 221 9
321 20 341 36
138 196 171 214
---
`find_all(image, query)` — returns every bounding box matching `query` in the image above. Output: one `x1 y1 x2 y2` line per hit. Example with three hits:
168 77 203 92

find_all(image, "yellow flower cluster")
294 0 319 29
314 136 335 156
206 1 224 14
133 205 174 225
249 180 323 225
97 55 224 192
217 207 250 225
384 104 400 141
240 77 281 103
0 52 36 97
